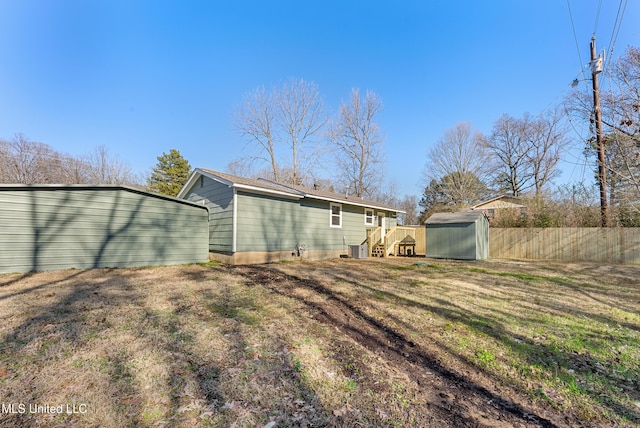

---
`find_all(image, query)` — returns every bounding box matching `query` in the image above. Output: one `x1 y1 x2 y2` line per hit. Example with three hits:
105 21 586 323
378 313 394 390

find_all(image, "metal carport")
0 185 209 273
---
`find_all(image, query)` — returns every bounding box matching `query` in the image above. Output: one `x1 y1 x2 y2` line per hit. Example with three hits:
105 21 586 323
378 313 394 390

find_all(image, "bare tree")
1 133 92 184
397 194 419 225
1 134 58 183
1 135 138 185
234 86 279 181
0 138 10 182
598 132 640 224
526 108 569 196
485 111 567 197
82 145 136 185
329 88 385 198
423 122 491 203
60 156 92 183
233 78 326 185
484 115 532 197
603 46 640 143
603 46 640 218
275 78 326 185
371 178 399 207
226 158 255 178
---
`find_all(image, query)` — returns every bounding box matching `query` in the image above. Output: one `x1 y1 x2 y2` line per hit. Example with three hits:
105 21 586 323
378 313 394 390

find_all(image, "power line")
606 0 628 63
607 0 624 55
566 0 585 76
593 0 603 35
599 0 628 91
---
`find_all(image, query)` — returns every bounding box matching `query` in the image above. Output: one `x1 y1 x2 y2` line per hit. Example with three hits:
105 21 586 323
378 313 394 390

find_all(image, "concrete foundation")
208 249 348 265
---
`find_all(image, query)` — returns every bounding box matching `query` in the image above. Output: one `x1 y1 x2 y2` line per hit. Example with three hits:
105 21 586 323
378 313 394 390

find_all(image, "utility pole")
591 35 609 227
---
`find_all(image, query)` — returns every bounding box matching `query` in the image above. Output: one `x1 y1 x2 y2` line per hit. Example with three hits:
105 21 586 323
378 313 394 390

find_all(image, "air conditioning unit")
349 244 368 259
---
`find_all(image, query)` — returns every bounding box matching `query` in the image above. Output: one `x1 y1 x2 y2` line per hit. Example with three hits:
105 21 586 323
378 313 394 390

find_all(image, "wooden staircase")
366 226 417 257
371 244 385 257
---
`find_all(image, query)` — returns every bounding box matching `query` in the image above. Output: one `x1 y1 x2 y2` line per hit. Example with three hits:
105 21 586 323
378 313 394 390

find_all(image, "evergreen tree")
147 149 192 197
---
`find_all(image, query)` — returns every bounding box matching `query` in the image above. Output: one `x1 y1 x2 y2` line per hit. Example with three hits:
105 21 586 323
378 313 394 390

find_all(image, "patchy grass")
0 258 638 427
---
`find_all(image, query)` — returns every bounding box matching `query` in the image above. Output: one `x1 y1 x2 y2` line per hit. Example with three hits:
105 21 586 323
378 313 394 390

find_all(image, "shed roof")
179 168 404 213
425 211 487 225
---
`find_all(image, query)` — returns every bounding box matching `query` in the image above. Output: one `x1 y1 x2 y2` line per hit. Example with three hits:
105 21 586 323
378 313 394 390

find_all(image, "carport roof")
0 184 209 210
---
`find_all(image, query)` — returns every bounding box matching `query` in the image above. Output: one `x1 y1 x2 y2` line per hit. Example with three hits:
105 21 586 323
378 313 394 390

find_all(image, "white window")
330 203 342 228
364 208 374 226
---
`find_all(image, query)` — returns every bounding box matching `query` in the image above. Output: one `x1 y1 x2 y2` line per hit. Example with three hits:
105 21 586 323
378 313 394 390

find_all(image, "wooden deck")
366 226 425 257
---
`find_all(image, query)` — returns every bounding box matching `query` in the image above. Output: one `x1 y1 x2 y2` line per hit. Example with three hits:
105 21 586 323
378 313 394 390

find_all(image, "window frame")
330 203 342 228
364 208 375 226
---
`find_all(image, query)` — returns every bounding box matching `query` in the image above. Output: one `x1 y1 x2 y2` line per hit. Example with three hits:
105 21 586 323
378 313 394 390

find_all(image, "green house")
177 169 403 264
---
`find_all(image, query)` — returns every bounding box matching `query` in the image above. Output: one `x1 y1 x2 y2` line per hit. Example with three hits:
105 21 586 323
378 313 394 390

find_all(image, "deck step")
371 245 385 257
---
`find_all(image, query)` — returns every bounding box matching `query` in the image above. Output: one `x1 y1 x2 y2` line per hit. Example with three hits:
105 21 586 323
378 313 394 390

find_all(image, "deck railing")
366 227 382 256
384 226 416 256
367 226 416 257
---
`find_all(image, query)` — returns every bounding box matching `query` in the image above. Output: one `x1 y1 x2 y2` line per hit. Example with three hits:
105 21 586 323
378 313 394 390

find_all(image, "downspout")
232 189 238 253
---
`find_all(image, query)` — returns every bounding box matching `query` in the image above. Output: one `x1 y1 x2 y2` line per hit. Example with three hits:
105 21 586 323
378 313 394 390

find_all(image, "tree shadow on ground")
325 263 640 426
0 267 327 427
233 265 561 428
346 264 639 425
0 270 140 427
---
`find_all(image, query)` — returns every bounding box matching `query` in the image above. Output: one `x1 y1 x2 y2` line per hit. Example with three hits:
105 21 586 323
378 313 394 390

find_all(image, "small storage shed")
0 185 210 273
425 212 489 260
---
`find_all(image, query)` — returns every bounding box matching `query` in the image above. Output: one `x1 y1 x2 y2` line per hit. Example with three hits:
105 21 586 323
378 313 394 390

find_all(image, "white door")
377 213 386 243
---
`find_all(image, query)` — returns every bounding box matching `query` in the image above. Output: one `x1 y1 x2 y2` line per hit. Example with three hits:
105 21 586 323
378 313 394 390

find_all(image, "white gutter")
233 183 303 199
310 194 406 213
232 189 238 253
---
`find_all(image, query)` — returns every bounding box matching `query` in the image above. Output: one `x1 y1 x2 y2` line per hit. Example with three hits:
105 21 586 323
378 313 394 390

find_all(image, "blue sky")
1 0 639 198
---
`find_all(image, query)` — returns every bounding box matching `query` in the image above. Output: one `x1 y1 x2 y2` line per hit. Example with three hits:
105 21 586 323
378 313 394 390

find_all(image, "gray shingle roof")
425 212 486 224
195 168 402 212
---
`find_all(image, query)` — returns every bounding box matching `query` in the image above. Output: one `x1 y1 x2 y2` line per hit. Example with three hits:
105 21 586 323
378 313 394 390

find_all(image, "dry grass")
0 258 638 427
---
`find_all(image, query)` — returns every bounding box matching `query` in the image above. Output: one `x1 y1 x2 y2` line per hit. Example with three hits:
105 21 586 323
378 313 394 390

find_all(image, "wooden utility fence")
398 226 426 256
490 228 640 264
415 227 426 255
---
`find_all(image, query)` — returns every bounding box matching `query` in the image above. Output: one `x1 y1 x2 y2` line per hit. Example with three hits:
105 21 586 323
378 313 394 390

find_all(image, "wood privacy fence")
415 227 426 255
490 228 640 264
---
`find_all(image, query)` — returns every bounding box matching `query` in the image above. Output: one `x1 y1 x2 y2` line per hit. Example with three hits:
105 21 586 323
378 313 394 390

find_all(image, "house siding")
0 187 209 274
183 176 234 253
235 192 370 253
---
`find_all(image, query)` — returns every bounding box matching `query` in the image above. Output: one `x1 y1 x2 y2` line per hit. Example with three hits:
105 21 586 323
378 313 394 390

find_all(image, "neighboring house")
471 195 526 223
177 169 404 264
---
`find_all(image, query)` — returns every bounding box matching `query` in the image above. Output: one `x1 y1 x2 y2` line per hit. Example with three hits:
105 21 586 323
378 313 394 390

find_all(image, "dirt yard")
0 258 638 427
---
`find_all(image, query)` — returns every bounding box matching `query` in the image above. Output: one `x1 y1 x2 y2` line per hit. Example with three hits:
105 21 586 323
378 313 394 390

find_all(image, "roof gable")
471 195 525 210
